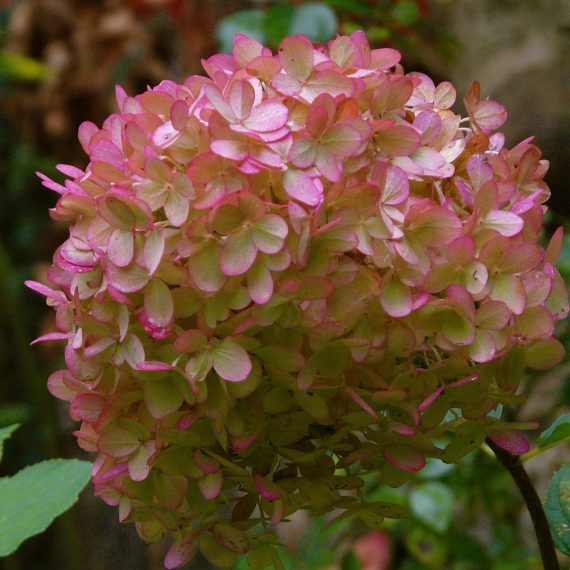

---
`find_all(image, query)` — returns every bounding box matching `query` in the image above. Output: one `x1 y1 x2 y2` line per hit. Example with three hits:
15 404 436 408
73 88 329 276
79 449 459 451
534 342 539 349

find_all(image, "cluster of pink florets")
29 32 568 568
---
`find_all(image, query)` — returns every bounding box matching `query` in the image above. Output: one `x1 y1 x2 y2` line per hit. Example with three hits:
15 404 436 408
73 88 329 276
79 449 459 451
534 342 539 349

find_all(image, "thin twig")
521 435 570 463
486 438 559 570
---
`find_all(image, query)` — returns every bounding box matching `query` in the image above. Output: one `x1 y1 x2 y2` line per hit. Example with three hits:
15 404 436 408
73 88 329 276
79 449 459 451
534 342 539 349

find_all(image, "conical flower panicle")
28 32 568 568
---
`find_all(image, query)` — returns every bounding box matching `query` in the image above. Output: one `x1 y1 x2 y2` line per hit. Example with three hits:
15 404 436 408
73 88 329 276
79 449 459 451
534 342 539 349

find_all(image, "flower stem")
486 438 559 570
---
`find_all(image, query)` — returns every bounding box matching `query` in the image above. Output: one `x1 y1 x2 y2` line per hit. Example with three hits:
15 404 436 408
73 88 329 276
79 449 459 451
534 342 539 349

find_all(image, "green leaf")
538 413 570 448
0 403 32 428
0 424 19 464
0 459 92 556
545 462 570 555
0 51 52 81
216 10 266 53
289 3 338 43
409 482 454 534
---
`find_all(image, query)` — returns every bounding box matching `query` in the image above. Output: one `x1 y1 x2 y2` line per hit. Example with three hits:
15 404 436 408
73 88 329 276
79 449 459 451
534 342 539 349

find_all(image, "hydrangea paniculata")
28 31 568 569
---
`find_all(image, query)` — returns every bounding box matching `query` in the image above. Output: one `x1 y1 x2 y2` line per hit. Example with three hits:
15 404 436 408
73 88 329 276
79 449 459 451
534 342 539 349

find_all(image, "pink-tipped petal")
278 36 314 82
243 100 288 132
212 339 252 382
283 169 323 206
380 277 412 318
220 231 257 276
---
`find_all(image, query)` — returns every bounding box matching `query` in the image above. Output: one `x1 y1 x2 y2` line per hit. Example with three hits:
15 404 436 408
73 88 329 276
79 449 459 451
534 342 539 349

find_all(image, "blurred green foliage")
217 0 462 65
216 3 338 51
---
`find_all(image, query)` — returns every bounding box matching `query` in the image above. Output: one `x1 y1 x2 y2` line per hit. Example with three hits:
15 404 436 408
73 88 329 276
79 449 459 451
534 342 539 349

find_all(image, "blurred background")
0 1 569 568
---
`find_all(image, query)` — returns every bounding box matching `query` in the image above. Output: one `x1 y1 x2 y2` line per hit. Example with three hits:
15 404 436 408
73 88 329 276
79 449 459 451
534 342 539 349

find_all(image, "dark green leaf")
289 3 338 43
538 413 570 448
410 482 454 534
0 423 19 464
0 459 92 556
216 10 266 53
0 403 32 428
545 462 570 555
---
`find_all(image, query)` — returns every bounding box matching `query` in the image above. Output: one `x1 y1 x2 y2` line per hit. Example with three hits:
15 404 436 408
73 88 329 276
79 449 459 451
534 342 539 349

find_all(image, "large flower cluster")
29 32 568 568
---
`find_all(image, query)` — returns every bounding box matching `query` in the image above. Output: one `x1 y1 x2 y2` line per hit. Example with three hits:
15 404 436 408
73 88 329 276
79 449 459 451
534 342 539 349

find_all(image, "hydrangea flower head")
28 31 568 568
